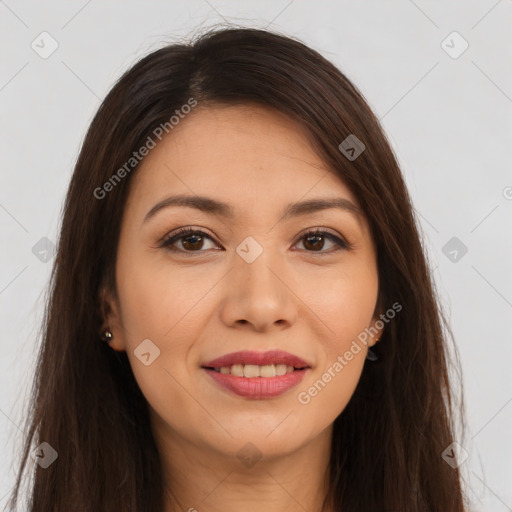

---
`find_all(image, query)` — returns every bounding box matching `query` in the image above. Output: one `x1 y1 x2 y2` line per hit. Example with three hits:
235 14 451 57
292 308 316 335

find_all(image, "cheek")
116 249 215 341
306 261 378 343
115 261 206 436
115 249 218 395
296 351 366 431
295 264 377 415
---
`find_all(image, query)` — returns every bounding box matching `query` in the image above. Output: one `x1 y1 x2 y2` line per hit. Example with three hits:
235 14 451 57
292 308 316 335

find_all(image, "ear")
367 297 385 348
98 285 127 352
367 312 384 348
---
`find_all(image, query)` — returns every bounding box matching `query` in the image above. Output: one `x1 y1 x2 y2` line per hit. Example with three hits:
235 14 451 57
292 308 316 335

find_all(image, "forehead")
126 104 360 219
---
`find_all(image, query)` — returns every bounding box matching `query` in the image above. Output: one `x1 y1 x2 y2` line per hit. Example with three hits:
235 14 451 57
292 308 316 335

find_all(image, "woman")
7 27 466 511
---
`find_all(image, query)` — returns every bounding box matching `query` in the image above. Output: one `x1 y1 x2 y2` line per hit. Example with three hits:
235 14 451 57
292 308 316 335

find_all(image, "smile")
201 350 311 399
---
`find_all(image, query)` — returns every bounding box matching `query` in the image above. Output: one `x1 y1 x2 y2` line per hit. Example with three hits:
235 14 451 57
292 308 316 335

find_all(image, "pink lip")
202 350 310 369
203 368 309 399
201 350 311 400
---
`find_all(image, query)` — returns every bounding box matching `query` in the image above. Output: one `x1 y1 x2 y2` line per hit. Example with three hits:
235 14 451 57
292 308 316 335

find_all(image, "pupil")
305 235 323 251
183 234 203 250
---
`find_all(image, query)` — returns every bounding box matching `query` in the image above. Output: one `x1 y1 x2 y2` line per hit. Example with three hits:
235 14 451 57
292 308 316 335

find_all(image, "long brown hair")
6 27 466 511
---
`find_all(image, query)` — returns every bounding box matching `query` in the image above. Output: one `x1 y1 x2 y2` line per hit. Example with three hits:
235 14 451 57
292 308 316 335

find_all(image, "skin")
103 104 382 512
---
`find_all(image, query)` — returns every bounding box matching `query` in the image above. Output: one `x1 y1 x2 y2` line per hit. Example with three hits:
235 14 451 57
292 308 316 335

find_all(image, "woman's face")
106 104 380 462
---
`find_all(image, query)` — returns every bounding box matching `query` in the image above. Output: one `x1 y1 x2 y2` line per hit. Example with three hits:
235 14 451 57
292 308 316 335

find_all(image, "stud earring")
101 329 113 343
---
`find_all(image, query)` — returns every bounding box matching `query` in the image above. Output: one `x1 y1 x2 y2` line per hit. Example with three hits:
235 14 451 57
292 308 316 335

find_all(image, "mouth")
201 350 311 399
202 349 311 371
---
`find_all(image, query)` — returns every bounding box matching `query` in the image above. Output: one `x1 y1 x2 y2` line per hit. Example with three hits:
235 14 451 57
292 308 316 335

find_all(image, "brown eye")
295 230 349 253
303 234 325 251
161 228 218 253
161 228 350 255
181 233 204 250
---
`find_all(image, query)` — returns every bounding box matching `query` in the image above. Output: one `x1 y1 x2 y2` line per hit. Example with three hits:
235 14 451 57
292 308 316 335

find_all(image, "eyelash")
159 227 351 255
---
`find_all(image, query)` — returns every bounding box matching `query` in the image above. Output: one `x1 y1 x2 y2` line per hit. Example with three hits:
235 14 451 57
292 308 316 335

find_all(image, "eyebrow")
143 194 361 224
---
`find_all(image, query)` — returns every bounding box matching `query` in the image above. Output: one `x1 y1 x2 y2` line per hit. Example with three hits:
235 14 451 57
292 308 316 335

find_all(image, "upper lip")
202 350 311 369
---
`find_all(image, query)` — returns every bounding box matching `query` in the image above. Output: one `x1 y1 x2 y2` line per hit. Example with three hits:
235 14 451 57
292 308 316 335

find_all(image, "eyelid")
295 226 347 243
159 226 219 249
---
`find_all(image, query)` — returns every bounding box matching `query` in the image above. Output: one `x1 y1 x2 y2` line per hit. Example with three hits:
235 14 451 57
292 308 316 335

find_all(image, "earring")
366 337 380 361
101 329 113 343
366 348 379 361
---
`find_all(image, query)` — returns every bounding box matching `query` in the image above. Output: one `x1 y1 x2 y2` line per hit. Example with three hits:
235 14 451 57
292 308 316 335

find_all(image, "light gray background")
1 1 511 510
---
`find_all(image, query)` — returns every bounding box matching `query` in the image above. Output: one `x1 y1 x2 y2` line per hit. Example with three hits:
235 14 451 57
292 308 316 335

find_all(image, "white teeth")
260 365 276 377
243 365 260 378
231 364 244 377
275 364 287 376
216 363 300 377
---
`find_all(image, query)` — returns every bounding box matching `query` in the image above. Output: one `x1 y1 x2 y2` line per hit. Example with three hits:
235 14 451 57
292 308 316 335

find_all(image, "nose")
219 249 298 333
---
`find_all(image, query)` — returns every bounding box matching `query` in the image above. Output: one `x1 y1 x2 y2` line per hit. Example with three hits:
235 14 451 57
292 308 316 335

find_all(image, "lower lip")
203 368 308 399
